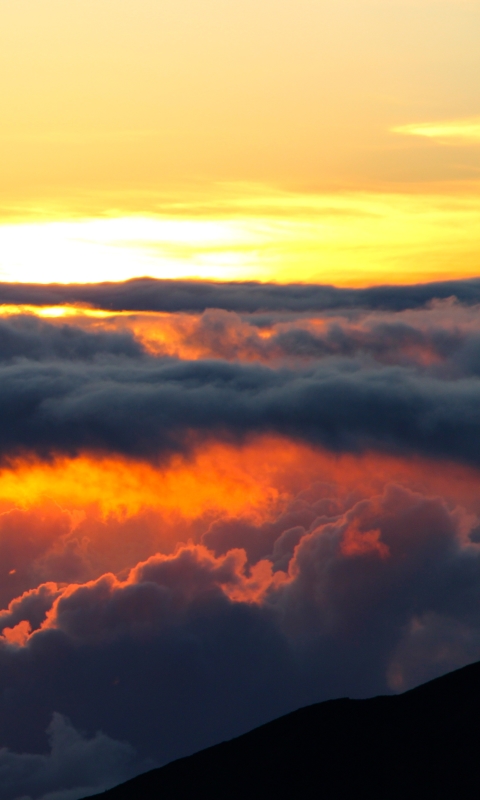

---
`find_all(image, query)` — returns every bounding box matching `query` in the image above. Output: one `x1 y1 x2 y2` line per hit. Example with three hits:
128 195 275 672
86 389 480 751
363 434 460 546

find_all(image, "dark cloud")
1 356 480 467
0 713 147 800
1 484 480 789
0 563 302 766
0 316 143 363
1 276 480 313
273 320 455 363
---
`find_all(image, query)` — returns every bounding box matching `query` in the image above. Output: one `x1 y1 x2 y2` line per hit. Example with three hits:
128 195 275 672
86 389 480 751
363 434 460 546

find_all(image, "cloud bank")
1 276 480 313
1 351 480 467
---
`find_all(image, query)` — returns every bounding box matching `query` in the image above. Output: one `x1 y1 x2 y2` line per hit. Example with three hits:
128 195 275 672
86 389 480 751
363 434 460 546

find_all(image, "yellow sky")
1 0 479 285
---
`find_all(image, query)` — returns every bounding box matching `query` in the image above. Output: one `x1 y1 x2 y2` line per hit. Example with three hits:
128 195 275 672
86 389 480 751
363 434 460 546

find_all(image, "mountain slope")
86 661 480 799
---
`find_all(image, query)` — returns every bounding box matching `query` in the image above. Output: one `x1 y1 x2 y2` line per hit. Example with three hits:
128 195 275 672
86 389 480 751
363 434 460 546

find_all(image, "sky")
0 0 480 284
1 3 480 800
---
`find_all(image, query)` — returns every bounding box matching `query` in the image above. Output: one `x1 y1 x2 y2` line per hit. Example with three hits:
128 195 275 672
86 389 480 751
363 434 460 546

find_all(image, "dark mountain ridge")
86 660 480 799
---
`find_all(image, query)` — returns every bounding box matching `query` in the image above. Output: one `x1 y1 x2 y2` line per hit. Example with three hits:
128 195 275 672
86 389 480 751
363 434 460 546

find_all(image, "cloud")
2 354 480 468
0 315 143 363
5 300 480 376
1 481 480 781
0 713 147 800
0 584 61 639
393 117 480 143
156 302 480 371
1 276 480 313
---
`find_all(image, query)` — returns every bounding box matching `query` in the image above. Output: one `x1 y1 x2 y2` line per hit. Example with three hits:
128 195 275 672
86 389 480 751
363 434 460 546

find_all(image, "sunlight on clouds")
393 117 480 142
0 186 480 286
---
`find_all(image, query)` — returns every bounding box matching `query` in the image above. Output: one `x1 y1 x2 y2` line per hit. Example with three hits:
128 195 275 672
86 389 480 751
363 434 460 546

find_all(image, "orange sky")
1 0 480 285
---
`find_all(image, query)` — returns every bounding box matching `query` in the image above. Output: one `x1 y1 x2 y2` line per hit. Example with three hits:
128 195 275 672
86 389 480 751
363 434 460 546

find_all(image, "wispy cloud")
393 117 480 142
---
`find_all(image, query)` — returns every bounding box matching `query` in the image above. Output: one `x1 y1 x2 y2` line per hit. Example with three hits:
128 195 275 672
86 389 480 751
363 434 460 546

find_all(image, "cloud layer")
1 276 480 313
1 351 480 467
1 279 480 798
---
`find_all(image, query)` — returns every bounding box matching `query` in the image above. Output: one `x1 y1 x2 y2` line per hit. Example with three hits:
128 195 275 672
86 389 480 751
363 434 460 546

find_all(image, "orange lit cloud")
2 435 480 774
0 435 479 612
340 522 389 560
1 619 31 647
4 296 480 369
0 440 289 521
2 438 480 524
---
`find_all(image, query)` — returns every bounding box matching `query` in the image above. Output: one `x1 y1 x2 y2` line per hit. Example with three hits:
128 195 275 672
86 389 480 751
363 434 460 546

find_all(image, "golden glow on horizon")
1 186 480 287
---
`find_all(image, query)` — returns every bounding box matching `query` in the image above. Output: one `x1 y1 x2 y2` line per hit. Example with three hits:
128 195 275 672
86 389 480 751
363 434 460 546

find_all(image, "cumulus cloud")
1 482 480 774
0 584 61 639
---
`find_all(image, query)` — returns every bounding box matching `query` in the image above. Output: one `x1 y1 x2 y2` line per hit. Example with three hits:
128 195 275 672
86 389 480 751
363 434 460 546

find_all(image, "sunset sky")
1 3 480 800
1 0 480 285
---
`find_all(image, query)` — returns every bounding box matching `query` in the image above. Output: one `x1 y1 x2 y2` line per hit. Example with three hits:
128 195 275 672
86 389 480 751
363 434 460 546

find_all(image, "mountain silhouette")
86 660 480 799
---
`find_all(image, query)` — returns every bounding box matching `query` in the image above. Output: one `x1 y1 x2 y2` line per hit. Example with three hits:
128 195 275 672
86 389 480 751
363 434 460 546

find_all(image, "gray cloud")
1 276 480 313
0 356 480 467
0 714 148 800
0 316 143 363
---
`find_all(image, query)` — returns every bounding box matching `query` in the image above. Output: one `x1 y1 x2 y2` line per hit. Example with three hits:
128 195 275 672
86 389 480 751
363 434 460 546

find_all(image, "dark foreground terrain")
87 661 480 799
